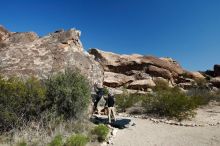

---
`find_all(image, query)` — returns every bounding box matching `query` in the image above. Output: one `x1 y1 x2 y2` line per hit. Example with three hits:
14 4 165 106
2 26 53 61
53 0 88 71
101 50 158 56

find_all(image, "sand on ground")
108 102 220 146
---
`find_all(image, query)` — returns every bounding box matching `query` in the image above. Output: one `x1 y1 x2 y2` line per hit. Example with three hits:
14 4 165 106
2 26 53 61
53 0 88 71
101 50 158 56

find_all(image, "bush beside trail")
0 69 91 132
0 76 46 132
116 80 219 121
45 70 91 120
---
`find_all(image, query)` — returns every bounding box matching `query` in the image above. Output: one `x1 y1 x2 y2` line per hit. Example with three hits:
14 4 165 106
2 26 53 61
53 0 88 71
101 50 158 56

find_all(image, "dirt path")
108 103 220 146
110 118 220 146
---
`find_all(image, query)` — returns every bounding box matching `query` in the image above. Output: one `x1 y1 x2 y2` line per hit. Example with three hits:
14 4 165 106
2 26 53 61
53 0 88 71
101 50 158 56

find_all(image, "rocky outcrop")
89 48 185 91
104 72 135 87
203 65 220 89
89 49 184 75
146 65 172 80
210 77 220 88
128 79 156 90
1 25 218 92
185 71 205 80
214 64 220 77
0 26 103 85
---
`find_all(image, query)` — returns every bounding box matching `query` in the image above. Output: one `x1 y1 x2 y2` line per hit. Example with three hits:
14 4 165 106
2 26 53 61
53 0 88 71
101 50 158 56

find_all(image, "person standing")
107 91 116 123
93 83 104 114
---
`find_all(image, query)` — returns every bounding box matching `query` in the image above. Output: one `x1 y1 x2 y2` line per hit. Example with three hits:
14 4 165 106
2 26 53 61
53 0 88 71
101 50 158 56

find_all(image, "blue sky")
1 0 220 71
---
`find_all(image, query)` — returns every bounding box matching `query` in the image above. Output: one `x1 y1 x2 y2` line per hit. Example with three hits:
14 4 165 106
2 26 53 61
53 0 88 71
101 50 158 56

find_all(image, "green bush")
48 135 63 146
45 70 91 119
0 76 45 132
91 124 109 142
143 87 197 121
65 134 88 146
22 77 46 119
116 89 143 112
187 78 216 105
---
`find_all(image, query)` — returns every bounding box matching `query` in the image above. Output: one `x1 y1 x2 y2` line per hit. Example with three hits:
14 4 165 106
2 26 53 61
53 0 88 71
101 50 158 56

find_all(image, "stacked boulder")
89 48 206 93
209 65 220 88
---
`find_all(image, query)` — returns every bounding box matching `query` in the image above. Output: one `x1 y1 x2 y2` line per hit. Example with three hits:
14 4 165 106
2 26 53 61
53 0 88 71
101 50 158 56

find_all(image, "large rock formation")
89 48 184 76
0 25 218 92
89 48 186 91
89 48 220 92
0 25 103 85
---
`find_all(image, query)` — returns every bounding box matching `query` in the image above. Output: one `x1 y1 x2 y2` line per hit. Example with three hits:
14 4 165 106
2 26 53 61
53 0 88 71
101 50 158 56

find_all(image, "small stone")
101 142 107 146
111 129 118 137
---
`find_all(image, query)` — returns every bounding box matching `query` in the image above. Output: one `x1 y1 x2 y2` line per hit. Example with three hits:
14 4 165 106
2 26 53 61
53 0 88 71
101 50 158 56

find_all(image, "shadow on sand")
90 115 131 129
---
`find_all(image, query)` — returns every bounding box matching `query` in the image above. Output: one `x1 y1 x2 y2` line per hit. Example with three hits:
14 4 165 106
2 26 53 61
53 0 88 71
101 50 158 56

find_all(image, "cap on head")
97 83 103 88
108 90 114 96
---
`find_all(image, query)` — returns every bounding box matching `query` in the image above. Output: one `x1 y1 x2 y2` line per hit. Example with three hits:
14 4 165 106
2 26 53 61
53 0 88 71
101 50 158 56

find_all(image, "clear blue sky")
1 0 220 71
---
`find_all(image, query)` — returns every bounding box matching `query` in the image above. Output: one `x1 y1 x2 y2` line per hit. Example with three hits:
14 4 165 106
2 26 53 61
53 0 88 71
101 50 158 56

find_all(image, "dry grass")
0 117 94 146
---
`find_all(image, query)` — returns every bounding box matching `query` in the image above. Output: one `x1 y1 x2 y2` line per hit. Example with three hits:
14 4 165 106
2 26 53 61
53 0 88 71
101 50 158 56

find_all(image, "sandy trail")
110 118 220 146
108 103 220 146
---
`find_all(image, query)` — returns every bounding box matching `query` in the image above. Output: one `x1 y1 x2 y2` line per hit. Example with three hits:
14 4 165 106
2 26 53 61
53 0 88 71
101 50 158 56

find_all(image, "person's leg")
94 96 101 114
108 107 111 123
112 107 116 121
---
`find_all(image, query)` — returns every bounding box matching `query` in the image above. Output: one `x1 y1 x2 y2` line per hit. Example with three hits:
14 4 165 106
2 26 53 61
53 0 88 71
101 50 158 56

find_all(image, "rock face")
128 79 156 90
185 71 205 80
203 65 220 88
0 25 10 42
89 48 184 76
210 77 220 88
89 48 186 91
89 48 219 91
104 72 135 87
214 64 220 77
146 65 172 80
0 26 103 85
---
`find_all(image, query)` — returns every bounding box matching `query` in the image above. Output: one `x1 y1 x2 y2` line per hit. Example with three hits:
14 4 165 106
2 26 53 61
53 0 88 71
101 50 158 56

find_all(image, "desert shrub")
116 89 143 112
16 140 27 146
153 79 170 92
0 76 46 132
45 69 91 120
0 69 90 132
65 134 88 146
48 135 63 146
91 124 109 142
187 78 217 105
187 87 213 105
143 86 197 121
